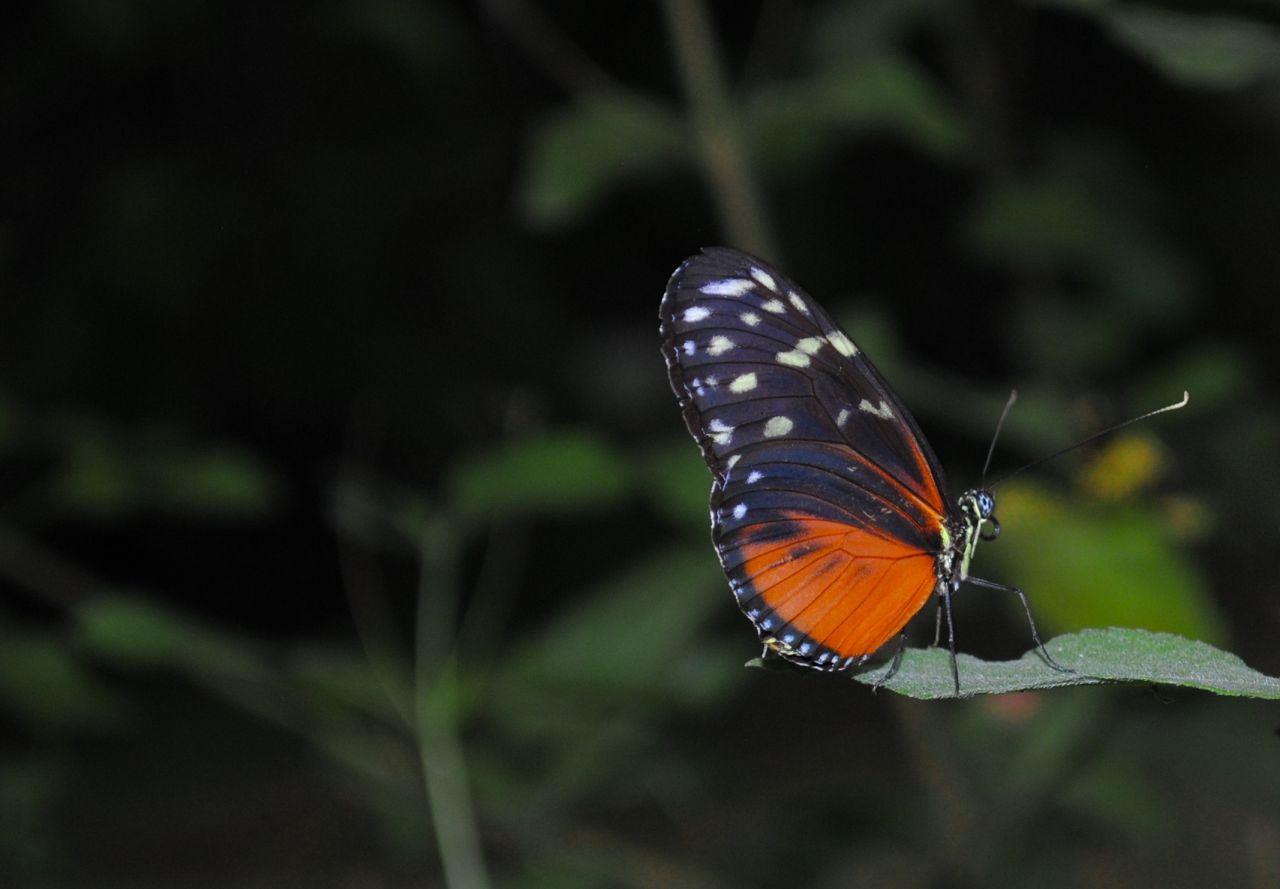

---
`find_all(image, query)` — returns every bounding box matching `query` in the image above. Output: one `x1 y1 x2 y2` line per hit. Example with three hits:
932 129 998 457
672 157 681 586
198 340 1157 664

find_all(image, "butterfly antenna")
981 389 1019 487
989 391 1190 489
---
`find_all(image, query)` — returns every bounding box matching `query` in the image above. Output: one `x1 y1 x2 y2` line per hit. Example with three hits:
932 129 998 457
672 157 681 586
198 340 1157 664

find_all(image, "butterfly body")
660 247 1005 674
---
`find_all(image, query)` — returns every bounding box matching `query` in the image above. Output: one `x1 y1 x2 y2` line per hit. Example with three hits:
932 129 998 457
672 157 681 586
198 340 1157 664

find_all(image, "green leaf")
75 594 265 682
749 57 970 169
497 545 729 702
519 98 685 227
1029 1 1280 90
809 0 948 66
639 441 712 530
1106 8 1280 90
0 628 120 731
43 431 276 520
448 430 632 523
843 628 1280 699
983 484 1226 642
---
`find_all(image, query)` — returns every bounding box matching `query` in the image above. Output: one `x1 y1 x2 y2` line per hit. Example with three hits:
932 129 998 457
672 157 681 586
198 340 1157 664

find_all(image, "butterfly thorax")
937 488 999 593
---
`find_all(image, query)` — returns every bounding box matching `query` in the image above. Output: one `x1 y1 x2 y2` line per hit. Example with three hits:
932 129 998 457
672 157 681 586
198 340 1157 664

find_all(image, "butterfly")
659 246 1062 693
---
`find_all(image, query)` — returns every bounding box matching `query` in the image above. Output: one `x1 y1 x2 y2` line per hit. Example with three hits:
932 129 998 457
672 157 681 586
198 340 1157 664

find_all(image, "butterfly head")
960 488 1001 542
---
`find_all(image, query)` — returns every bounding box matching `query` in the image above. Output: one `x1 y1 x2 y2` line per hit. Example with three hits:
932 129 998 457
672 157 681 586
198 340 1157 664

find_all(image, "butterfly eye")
977 491 995 519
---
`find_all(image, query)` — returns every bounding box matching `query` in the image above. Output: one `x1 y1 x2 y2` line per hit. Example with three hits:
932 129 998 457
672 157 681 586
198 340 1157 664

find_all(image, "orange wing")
723 514 939 669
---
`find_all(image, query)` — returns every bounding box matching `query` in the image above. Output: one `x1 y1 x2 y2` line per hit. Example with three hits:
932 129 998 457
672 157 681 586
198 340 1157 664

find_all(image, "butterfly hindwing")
660 247 951 669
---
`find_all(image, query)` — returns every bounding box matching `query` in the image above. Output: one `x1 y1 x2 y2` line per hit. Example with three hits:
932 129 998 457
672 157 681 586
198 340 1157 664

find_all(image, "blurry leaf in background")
1134 343 1251 416
966 137 1194 306
749 57 971 173
519 98 686 228
770 0 969 163
318 0 465 82
479 545 737 814
1100 6 1280 90
1029 0 1280 89
0 627 122 732
639 441 712 531
965 137 1197 376
809 0 947 65
74 593 267 682
493 545 731 705
0 404 278 523
987 482 1225 642
447 430 633 524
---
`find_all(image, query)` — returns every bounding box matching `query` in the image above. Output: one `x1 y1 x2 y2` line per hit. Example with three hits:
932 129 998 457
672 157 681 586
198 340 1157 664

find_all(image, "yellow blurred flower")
1078 433 1166 501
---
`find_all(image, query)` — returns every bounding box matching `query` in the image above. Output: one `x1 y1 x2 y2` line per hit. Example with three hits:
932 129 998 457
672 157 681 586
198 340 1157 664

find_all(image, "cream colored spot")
700 278 755 297
763 416 794 438
746 470 763 484
707 335 735 356
725 454 741 469
796 336 825 355
761 299 785 314
729 372 758 393
828 330 857 357
682 340 696 356
836 408 850 426
708 418 734 445
682 306 711 322
732 502 748 520
750 267 779 292
776 348 810 368
788 291 809 314
739 311 761 327
859 398 894 420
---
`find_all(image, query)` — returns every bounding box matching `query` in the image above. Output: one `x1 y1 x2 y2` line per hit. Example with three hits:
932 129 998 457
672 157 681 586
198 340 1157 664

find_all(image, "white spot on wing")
725 454 741 469
776 348 810 368
746 470 762 484
859 398 895 420
788 291 810 314
739 311 761 327
700 278 755 297
761 299 786 314
796 336 825 355
732 502 748 520
837 408 850 426
707 335 735 356
682 339 696 356
682 306 711 322
749 267 779 292
828 330 857 357
708 418 734 445
763 416 794 438
729 372 758 393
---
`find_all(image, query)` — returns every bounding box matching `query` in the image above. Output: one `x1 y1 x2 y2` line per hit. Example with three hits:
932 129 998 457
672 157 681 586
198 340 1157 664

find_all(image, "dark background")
3 1 1280 887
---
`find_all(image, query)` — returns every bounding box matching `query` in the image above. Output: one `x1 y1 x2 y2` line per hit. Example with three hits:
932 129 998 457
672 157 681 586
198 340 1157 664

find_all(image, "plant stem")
415 515 493 889
661 0 778 260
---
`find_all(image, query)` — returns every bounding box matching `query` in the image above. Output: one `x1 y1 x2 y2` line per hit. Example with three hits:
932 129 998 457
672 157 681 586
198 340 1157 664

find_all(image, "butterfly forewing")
660 247 952 670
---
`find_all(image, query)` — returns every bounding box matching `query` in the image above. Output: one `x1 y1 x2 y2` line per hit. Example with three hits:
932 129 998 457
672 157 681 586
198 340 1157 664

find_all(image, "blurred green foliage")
3 1 1280 888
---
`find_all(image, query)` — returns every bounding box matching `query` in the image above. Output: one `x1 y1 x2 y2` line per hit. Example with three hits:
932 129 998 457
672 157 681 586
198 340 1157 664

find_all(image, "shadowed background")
3 1 1280 887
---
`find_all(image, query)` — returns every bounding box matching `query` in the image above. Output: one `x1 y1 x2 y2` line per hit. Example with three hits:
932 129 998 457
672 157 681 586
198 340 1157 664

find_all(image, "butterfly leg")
870 634 908 694
941 586 960 697
965 575 1074 674
932 601 944 648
